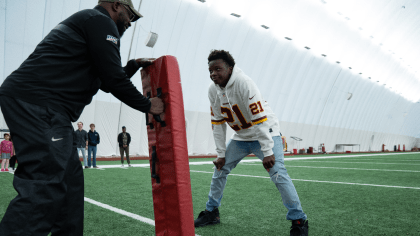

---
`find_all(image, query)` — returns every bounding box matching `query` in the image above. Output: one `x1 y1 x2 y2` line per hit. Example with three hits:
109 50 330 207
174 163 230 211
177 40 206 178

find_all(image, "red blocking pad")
141 56 195 236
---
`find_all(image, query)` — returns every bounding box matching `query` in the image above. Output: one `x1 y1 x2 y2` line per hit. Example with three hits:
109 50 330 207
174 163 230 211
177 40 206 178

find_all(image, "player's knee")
213 169 229 179
270 170 289 183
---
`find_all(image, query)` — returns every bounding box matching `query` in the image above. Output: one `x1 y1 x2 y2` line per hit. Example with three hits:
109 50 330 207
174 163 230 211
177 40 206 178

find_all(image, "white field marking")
84 197 201 236
282 152 419 161
241 164 420 173
290 160 420 165
84 197 155 226
96 164 150 169
189 170 420 190
89 152 419 169
388 160 420 161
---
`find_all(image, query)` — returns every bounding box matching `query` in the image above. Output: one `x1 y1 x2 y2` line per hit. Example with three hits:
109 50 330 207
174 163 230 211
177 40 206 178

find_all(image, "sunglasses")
121 4 135 21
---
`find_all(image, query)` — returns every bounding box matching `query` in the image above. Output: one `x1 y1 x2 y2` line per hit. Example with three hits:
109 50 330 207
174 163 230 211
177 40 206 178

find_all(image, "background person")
194 50 308 236
88 124 100 168
74 122 89 168
1 133 13 172
0 0 164 234
118 126 131 167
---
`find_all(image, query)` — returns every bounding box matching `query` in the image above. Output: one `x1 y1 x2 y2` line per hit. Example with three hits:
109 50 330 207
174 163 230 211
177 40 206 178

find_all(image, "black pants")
9 155 16 169
0 96 84 235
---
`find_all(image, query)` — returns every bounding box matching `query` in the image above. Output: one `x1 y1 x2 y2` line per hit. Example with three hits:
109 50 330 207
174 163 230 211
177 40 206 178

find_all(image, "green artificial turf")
1 152 419 235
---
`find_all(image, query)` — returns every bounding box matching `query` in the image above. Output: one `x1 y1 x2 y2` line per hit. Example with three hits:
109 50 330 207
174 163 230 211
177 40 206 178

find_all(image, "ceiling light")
261 25 269 29
285 37 292 40
336 61 340 64
231 13 241 18
197 0 205 2
304 46 311 50
322 54 327 57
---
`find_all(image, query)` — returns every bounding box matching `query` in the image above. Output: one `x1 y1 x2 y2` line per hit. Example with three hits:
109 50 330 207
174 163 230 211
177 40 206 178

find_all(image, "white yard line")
241 164 420 173
189 170 420 190
89 152 419 169
84 197 155 225
291 161 420 165
282 152 419 161
84 197 201 236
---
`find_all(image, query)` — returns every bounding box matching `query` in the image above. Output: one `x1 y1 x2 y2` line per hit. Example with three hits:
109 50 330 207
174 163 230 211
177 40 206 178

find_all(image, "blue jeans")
77 148 87 166
87 146 97 167
206 136 307 221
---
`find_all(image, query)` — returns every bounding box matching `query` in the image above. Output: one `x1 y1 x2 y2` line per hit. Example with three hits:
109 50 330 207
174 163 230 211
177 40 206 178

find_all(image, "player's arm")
209 87 227 170
243 80 275 169
84 15 151 113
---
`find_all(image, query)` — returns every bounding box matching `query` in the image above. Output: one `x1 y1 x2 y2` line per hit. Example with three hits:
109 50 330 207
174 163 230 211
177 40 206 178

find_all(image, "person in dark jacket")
118 126 131 167
0 0 164 234
87 124 100 168
74 121 89 168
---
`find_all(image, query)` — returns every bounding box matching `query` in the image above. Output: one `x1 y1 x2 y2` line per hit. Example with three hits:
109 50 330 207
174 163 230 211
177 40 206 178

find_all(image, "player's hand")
213 158 225 171
262 155 275 171
149 97 164 115
136 58 155 68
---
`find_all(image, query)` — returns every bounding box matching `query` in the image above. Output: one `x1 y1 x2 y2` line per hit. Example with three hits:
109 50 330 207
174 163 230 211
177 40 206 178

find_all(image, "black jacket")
0 6 151 122
118 132 131 147
88 130 100 146
74 129 88 148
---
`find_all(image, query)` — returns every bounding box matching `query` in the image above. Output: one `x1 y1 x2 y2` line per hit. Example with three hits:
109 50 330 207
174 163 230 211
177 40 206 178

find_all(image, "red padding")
141 56 195 236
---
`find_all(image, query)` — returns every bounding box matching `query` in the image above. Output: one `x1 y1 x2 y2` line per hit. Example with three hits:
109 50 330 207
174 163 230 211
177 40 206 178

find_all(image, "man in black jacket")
118 126 131 167
0 0 163 235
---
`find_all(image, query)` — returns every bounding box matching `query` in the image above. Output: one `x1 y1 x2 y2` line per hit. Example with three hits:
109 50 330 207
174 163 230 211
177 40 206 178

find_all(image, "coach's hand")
136 58 155 68
262 155 275 172
213 157 225 171
149 97 164 115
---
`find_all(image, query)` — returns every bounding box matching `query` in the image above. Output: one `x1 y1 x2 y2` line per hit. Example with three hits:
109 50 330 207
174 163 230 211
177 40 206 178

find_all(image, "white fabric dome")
1 0 419 156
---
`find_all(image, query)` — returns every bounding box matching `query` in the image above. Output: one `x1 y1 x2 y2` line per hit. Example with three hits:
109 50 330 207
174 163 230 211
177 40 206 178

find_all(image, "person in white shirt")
194 50 308 236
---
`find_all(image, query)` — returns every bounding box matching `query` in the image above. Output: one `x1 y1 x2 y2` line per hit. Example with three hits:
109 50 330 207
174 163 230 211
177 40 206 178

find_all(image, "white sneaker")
121 164 124 167
128 164 132 167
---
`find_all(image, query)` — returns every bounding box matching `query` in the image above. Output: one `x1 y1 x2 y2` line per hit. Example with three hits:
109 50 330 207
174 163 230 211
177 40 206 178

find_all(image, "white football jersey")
209 66 280 158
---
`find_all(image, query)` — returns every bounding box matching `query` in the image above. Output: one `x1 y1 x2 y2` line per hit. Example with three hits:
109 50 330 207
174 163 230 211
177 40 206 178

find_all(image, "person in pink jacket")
1 133 14 172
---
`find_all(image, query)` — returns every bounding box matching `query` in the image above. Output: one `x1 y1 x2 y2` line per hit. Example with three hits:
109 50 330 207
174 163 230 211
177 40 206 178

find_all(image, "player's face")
209 59 232 88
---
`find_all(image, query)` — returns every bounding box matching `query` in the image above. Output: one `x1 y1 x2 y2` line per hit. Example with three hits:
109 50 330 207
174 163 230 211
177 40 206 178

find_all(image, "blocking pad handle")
151 146 160 183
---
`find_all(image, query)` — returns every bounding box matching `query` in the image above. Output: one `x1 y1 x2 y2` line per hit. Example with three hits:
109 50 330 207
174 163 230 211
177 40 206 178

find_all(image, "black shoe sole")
194 220 220 228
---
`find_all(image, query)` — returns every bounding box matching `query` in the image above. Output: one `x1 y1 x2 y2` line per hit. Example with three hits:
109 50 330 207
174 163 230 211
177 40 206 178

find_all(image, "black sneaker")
194 208 220 227
290 219 308 236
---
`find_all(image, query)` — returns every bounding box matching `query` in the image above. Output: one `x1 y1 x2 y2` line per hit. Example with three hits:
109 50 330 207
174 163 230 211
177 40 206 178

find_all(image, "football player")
194 50 308 236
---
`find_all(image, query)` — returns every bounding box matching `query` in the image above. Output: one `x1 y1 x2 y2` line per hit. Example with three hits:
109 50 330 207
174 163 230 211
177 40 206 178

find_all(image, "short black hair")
208 50 235 68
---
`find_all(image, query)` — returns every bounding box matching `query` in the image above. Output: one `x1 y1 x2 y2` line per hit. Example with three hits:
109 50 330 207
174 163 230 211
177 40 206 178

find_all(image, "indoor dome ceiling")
204 0 420 102
0 0 419 153
1 0 419 102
